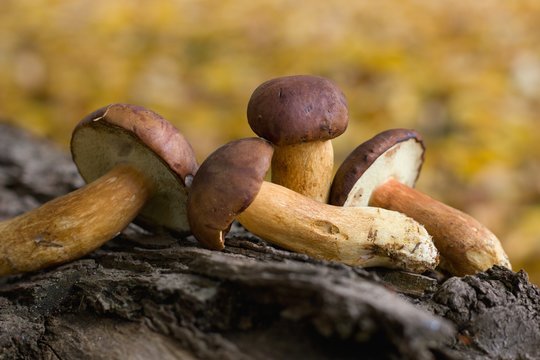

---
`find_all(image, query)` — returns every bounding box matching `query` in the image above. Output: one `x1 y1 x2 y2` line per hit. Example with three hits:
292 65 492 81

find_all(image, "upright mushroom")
329 128 511 276
0 104 198 276
247 75 348 202
187 137 439 273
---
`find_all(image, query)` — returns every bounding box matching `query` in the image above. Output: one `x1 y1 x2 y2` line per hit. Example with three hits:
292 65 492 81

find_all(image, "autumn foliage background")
0 1 539 283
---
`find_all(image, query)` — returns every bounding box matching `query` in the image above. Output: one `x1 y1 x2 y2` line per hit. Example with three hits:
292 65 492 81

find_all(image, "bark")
0 123 539 360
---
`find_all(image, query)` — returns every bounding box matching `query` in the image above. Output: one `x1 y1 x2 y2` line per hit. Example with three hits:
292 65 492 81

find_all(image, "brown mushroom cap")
247 75 348 145
187 138 274 250
329 129 425 207
70 103 198 233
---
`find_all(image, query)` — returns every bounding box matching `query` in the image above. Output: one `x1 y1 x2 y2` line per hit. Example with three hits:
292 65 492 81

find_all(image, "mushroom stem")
369 178 511 276
271 140 333 202
0 164 152 276
236 181 439 273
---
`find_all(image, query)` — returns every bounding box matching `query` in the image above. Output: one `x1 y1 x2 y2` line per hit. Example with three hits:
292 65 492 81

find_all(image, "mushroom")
329 128 511 276
247 75 348 202
0 104 198 276
187 137 439 273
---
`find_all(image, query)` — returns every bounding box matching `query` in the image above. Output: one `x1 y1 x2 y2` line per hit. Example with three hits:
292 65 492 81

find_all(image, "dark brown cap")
71 103 199 234
247 75 348 145
187 137 273 250
329 129 425 206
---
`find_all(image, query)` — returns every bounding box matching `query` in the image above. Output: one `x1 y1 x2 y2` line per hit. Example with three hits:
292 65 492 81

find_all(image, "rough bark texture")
0 123 539 360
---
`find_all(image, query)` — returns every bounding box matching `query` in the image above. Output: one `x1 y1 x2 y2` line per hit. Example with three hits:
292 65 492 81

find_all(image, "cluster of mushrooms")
0 75 511 278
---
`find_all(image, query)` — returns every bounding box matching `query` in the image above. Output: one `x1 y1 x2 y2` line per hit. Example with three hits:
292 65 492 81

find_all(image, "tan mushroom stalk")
247 75 348 202
0 165 150 275
329 129 511 276
0 104 198 276
187 138 439 274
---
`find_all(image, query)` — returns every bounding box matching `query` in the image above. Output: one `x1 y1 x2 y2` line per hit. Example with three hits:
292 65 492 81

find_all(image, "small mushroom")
329 128 511 276
0 104 198 276
187 138 439 273
247 75 348 202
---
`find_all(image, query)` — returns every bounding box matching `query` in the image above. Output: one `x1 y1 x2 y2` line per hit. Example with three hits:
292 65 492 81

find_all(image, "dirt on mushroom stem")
236 181 440 273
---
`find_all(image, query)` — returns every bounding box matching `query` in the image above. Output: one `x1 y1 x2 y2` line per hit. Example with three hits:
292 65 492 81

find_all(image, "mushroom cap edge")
187 137 274 250
329 128 425 207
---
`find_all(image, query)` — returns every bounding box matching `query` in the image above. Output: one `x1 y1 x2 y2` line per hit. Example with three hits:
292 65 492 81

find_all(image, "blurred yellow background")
0 0 538 283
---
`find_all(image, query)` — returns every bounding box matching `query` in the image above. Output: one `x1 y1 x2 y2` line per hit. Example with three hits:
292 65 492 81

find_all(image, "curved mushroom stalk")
187 137 439 274
271 140 334 202
369 178 511 276
237 181 439 273
0 165 151 276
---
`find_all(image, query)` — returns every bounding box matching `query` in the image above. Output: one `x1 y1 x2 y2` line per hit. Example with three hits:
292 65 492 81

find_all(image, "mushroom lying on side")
187 137 439 274
247 75 348 202
0 104 198 276
329 128 511 276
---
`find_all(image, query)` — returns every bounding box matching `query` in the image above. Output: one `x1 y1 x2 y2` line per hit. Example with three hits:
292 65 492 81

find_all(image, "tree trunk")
0 123 539 360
